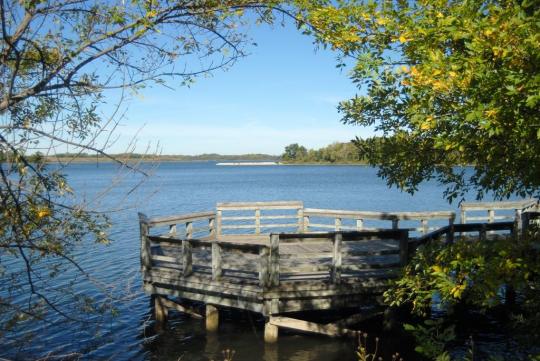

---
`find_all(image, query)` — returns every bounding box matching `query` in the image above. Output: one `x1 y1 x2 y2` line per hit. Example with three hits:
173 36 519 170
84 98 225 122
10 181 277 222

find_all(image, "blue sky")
106 20 373 155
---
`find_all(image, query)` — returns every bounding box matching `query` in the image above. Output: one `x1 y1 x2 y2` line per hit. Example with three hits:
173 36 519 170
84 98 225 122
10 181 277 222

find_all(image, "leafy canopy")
0 0 283 348
298 0 540 201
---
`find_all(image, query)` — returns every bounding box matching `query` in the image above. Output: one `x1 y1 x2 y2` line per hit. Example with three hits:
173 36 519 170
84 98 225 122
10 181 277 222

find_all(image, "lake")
2 162 490 360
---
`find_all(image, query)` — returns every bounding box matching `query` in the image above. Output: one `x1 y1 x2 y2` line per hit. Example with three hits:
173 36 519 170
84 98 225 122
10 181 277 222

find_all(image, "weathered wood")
304 208 455 220
139 213 152 272
148 211 215 227
216 210 222 237
356 219 364 230
255 209 261 234
205 305 219 332
264 322 279 343
461 199 538 211
208 217 215 239
331 233 342 284
421 219 428 234
297 208 305 233
259 246 270 287
217 201 304 210
182 240 192 276
269 316 358 338
269 234 280 287
212 242 222 281
399 231 408 266
332 308 383 327
154 295 168 331
335 218 342 231
185 221 193 239
159 297 203 319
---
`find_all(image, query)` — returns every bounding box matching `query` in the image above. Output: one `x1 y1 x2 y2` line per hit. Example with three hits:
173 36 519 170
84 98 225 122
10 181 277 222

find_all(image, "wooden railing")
460 199 539 234
216 201 304 236
140 225 409 288
303 208 455 235
412 221 515 250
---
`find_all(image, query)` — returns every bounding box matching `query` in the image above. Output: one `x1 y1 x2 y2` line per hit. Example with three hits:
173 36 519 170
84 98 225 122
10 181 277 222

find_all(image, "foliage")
384 234 540 318
0 0 284 350
282 143 308 161
297 0 540 201
403 319 455 360
356 332 403 361
281 141 363 163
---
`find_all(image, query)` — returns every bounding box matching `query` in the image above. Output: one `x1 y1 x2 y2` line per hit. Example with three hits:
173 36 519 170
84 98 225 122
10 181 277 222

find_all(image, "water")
1 162 497 360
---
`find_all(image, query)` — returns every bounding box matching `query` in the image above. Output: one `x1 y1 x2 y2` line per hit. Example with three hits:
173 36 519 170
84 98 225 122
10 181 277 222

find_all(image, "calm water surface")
5 162 491 360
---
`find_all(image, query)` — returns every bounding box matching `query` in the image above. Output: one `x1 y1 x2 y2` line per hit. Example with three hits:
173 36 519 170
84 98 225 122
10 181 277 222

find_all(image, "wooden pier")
139 199 538 341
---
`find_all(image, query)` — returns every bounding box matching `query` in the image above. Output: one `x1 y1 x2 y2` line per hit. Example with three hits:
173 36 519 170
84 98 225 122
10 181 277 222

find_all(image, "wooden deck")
139 199 538 341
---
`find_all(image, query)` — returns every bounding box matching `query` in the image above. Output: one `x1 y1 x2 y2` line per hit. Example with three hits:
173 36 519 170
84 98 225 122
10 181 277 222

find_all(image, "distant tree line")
281 141 367 163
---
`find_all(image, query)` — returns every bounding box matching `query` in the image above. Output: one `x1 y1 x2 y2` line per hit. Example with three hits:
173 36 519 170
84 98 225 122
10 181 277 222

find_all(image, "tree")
298 0 540 201
0 0 284 349
282 143 308 161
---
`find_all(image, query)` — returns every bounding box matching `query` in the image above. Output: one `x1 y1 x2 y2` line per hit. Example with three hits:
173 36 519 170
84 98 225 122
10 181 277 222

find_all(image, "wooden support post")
255 209 261 234
212 242 222 281
208 217 215 239
335 218 342 231
154 295 168 331
269 234 280 287
216 210 222 238
461 208 467 224
356 218 364 230
259 246 269 287
392 219 399 229
205 304 219 332
488 209 495 223
297 208 305 233
185 221 193 239
331 232 342 284
399 230 409 266
264 321 279 343
182 239 192 276
138 213 151 272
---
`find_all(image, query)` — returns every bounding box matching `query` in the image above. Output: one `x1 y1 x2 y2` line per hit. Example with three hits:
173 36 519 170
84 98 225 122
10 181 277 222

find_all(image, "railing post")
479 224 487 241
303 215 310 233
297 207 305 233
331 232 342 284
255 209 261 234
421 219 428 235
208 217 216 239
169 224 177 236
446 224 455 244
185 221 193 239
216 210 222 238
182 239 192 276
460 207 467 224
259 246 269 287
515 209 523 239
212 242 222 280
138 213 152 271
335 218 342 231
488 209 495 223
392 219 399 229
399 230 409 266
356 218 364 230
269 234 280 287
